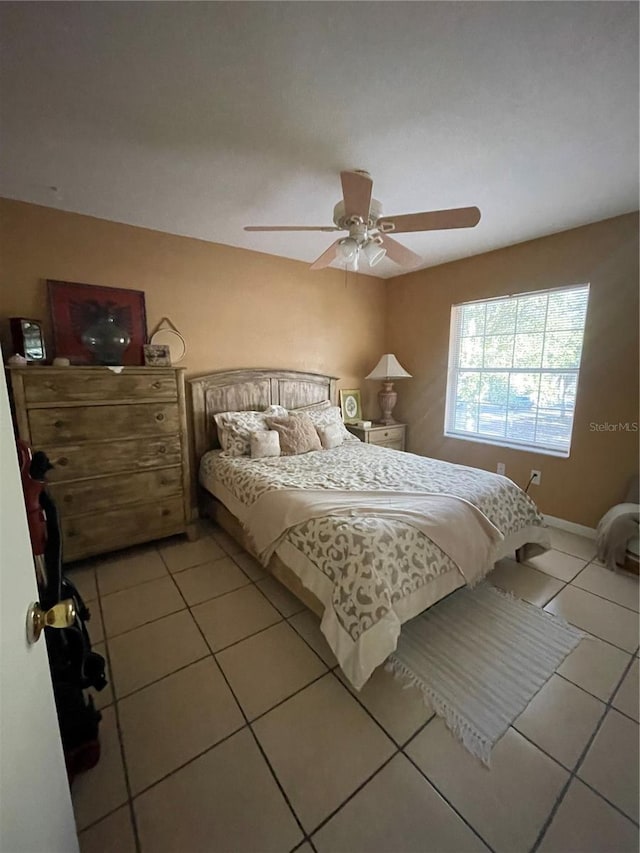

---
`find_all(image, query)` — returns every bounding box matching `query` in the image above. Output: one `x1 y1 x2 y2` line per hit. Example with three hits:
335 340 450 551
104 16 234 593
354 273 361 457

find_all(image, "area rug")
387 582 583 766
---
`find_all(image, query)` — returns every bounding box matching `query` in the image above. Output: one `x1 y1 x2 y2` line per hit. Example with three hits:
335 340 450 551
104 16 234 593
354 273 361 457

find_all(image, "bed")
188 368 551 689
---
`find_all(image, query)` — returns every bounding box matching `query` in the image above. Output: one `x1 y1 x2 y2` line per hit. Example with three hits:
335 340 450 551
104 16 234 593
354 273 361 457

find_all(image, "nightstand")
346 423 406 451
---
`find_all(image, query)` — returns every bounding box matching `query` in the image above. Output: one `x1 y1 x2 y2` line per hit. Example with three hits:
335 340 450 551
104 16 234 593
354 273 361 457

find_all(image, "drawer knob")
161 508 170 517
54 420 64 429
57 457 69 467
151 381 161 390
384 431 389 437
67 529 76 538
63 494 73 503
157 445 167 454
155 412 165 422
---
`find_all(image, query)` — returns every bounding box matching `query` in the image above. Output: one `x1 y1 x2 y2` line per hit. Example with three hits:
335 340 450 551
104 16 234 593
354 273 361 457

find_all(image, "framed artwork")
143 344 171 367
47 280 147 366
339 389 362 423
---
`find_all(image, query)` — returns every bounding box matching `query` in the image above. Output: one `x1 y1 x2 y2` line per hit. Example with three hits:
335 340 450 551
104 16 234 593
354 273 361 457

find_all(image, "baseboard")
543 514 597 540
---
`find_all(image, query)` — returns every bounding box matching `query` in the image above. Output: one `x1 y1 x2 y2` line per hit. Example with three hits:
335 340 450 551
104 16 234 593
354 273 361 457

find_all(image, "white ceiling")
0 2 637 279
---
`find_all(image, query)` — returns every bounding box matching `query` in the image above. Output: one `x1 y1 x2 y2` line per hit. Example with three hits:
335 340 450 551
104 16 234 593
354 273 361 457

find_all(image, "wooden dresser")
9 366 192 563
346 422 406 451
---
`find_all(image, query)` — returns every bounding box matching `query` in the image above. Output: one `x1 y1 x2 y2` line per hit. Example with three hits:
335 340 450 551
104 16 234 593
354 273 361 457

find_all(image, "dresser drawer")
42 436 183 482
375 439 404 451
29 403 180 444
367 427 405 446
49 467 183 517
22 371 178 404
62 496 186 562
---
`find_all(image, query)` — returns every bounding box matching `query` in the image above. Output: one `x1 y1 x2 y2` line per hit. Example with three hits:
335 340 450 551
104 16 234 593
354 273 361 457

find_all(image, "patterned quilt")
200 442 548 687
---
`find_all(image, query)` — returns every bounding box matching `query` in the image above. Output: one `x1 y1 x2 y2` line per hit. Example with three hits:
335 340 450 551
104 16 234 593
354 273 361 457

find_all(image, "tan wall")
386 212 640 528
2 198 637 528
0 198 386 416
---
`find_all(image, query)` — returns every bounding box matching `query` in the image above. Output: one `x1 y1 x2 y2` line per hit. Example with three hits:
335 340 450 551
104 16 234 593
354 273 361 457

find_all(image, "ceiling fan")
244 170 481 272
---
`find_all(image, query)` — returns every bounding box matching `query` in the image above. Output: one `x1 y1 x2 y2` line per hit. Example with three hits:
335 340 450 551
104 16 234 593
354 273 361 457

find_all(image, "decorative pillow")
317 423 344 450
304 405 358 443
250 430 281 459
265 413 322 456
290 399 332 413
214 405 287 456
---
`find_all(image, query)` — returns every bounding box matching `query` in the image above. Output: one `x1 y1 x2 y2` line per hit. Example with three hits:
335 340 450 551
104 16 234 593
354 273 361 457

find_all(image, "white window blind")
444 284 590 456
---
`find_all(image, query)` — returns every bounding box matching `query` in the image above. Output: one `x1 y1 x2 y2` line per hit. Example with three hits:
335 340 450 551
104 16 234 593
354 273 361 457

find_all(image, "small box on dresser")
346 422 406 451
8 366 192 562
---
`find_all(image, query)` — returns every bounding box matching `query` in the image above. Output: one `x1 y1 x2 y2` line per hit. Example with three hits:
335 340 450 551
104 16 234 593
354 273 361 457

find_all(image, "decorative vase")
81 313 131 365
378 380 398 425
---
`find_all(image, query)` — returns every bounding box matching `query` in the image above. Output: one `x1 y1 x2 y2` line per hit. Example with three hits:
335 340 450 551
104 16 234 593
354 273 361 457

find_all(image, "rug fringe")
385 657 493 768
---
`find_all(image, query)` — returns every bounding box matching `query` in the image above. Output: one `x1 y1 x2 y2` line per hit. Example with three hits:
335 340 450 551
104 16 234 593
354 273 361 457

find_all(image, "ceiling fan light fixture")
244 170 480 272
337 237 359 263
362 239 386 267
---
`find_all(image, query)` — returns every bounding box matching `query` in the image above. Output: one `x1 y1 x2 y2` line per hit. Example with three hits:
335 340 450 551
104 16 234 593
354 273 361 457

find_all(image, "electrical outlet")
530 469 541 486
496 462 506 475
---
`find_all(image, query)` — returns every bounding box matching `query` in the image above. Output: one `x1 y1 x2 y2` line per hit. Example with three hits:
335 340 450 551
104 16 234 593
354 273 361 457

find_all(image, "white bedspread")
246 488 503 586
200 442 549 687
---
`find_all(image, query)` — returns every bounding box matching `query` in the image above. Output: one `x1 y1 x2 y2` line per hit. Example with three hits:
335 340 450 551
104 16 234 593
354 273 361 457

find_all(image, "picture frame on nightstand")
339 389 362 423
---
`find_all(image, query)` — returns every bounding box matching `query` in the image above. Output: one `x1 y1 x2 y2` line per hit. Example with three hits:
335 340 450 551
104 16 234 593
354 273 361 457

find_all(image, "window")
444 284 589 457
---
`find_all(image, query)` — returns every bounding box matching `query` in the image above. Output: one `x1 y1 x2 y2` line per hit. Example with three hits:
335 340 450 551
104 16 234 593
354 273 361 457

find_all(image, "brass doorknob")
26 599 76 645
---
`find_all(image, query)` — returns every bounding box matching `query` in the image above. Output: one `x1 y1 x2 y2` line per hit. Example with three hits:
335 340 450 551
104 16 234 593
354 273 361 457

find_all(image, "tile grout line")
493 560 640 840
88 590 143 853
110 651 212 703
156 532 452 848
100 564 269 643
529 650 640 853
553 671 639 725
304 750 401 843
77 538 231 843
399 732 499 853
541 577 638 655
93 540 326 701
77 530 636 850
155 544 315 849
515 726 640 832
315 670 494 852
325 667 432 752
570 564 640 614
85 546 362 853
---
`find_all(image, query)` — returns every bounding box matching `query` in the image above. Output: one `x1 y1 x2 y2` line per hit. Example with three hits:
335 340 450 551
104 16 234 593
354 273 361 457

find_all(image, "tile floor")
68 522 639 853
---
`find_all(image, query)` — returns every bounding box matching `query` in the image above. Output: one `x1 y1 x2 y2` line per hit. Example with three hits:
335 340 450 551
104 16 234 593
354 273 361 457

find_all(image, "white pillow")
304 405 358 444
214 405 287 456
250 430 281 458
317 423 344 449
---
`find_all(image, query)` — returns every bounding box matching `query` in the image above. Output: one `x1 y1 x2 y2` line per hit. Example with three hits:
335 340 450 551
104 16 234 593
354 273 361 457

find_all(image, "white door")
0 365 79 853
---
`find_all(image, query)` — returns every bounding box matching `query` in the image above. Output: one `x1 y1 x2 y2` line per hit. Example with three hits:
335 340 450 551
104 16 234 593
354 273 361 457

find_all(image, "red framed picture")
47 280 147 366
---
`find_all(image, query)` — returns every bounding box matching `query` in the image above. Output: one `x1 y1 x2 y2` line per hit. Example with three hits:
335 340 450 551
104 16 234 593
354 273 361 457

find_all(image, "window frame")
443 284 590 458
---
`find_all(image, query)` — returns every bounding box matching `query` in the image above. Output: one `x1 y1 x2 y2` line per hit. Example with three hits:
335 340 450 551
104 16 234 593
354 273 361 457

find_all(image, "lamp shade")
365 354 412 380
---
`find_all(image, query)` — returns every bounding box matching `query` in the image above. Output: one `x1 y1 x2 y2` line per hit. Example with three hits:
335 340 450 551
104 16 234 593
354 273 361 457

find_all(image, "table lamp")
365 354 412 425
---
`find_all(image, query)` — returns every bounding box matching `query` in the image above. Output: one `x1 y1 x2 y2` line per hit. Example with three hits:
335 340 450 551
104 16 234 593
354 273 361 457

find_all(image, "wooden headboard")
187 368 338 462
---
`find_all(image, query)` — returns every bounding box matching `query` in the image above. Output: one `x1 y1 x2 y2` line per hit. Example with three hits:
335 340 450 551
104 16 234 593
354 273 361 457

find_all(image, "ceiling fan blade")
380 234 422 269
244 225 339 232
378 206 481 234
310 240 340 271
340 170 373 221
